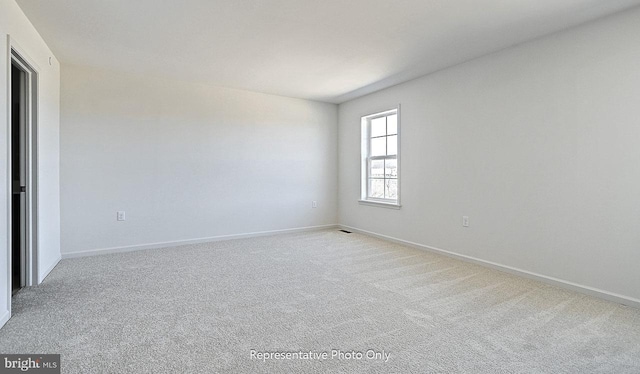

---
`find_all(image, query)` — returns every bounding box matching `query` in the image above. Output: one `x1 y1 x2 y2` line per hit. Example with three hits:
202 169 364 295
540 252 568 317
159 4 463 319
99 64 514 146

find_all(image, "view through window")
361 108 399 206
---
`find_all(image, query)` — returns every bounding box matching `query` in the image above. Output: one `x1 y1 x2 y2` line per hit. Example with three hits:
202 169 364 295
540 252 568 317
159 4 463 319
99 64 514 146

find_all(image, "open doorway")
10 49 38 295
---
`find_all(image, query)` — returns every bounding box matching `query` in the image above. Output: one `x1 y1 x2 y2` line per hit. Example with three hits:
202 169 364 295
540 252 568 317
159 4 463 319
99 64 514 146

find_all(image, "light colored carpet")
1 230 639 373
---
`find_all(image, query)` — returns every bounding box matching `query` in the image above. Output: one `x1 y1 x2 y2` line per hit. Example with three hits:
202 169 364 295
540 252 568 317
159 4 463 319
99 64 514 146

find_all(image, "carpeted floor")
1 230 639 373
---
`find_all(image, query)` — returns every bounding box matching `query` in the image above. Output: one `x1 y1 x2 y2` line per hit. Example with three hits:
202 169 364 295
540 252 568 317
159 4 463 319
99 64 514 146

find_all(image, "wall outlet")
117 211 126 221
462 216 469 227
312 201 317 208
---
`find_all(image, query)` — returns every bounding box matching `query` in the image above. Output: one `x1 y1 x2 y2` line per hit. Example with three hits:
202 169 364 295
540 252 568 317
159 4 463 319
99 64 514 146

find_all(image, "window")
361 107 400 208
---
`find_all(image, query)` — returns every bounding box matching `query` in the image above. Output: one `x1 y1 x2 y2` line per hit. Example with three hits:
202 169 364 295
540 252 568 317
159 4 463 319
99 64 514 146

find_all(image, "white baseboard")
39 255 61 284
62 224 339 259
0 309 10 329
340 224 640 309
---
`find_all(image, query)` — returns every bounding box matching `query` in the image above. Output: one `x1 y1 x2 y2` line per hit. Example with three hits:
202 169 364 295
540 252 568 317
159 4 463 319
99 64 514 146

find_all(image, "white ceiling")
16 0 640 103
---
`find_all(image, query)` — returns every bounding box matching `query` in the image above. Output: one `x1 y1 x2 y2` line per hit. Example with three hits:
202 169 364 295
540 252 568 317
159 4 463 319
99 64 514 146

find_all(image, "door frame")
6 36 39 310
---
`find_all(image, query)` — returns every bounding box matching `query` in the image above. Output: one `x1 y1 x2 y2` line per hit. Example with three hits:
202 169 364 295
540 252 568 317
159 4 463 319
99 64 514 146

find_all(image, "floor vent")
339 230 352 234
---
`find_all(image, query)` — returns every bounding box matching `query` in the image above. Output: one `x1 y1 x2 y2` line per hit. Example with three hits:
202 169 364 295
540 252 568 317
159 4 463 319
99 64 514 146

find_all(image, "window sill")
358 200 402 210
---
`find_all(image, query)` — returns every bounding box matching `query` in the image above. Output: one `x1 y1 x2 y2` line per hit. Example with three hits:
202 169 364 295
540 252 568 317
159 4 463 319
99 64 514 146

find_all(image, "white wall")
60 65 337 256
0 0 61 327
338 8 640 303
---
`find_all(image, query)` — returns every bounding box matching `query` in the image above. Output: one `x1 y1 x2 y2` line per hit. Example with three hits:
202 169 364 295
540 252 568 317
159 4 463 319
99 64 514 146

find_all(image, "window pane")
387 135 397 155
385 159 397 178
387 115 397 135
369 179 384 198
371 117 386 137
385 179 398 199
370 159 384 178
371 137 386 156
362 110 400 204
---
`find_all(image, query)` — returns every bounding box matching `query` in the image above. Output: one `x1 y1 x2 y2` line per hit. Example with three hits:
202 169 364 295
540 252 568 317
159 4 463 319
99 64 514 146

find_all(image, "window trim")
360 105 401 208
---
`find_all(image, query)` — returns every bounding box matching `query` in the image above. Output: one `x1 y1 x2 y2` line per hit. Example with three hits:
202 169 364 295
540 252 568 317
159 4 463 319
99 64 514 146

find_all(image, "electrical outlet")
312 201 317 208
117 211 126 221
462 216 469 227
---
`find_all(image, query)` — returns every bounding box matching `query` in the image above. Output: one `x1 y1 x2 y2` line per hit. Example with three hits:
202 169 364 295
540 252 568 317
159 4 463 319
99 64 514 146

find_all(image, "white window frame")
359 105 401 209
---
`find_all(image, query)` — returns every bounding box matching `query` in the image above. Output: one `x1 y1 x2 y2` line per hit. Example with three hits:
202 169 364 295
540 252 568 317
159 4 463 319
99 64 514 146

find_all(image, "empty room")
1 0 640 372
